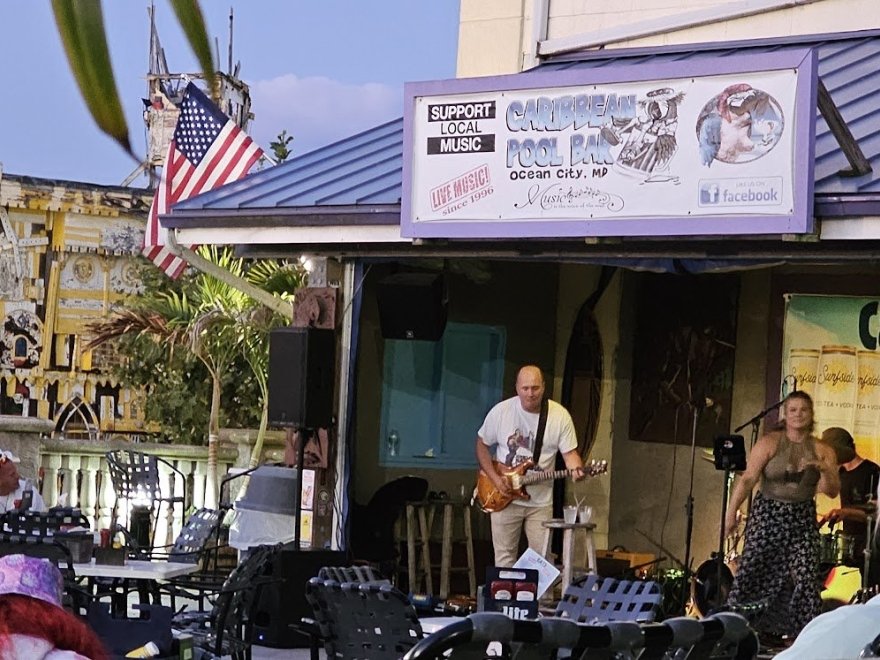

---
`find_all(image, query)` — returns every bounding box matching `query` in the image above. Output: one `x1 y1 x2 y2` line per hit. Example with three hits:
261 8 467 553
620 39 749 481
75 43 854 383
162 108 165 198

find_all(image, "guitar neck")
519 469 575 486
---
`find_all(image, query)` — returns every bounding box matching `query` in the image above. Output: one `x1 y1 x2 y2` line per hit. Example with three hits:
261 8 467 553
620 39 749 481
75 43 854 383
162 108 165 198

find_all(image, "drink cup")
579 505 593 523
563 505 578 524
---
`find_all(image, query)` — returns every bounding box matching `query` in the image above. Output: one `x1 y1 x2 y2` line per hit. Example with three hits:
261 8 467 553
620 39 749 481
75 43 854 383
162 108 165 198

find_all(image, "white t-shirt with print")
0 479 47 514
478 396 577 507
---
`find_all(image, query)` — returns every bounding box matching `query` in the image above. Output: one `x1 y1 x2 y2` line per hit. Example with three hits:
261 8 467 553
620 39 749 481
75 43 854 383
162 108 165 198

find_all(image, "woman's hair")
0 594 108 659
782 390 815 433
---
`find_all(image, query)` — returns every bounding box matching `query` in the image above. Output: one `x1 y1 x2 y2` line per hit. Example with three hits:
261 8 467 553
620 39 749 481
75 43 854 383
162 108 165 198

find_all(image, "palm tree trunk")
249 400 269 469
235 399 269 501
205 374 221 508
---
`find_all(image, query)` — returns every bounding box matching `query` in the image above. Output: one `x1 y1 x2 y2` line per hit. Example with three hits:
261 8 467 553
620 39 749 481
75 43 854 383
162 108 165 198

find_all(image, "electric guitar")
475 458 608 513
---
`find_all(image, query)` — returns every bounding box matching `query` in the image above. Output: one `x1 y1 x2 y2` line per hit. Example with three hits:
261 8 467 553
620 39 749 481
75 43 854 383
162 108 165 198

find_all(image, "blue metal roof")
168 29 880 222
172 117 405 213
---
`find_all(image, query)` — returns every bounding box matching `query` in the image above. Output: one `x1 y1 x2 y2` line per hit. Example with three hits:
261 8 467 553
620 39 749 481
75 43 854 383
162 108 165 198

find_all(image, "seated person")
774 592 880 659
0 554 108 659
0 449 47 514
818 428 879 575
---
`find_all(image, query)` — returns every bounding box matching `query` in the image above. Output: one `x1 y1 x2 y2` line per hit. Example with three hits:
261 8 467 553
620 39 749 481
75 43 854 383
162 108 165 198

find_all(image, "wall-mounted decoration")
628 273 739 447
1 308 42 369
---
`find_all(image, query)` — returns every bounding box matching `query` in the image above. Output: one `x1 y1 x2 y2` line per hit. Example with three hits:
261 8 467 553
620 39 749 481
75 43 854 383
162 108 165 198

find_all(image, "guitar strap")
531 398 549 465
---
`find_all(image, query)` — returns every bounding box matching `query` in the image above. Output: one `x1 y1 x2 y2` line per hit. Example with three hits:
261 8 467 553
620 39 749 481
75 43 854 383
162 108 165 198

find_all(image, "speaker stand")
293 427 309 549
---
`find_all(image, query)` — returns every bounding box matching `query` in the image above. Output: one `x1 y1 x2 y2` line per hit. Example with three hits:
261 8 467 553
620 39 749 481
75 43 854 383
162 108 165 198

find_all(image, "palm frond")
51 0 131 156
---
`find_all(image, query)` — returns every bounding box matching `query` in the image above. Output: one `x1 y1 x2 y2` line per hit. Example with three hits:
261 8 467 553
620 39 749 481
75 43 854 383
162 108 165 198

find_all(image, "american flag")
143 82 264 278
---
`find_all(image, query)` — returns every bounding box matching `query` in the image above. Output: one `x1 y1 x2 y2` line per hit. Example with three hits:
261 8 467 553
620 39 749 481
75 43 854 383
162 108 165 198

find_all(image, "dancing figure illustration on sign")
604 87 685 183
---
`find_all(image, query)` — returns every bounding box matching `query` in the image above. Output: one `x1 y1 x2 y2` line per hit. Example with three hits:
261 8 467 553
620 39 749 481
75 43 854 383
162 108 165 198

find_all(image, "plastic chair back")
555 574 663 624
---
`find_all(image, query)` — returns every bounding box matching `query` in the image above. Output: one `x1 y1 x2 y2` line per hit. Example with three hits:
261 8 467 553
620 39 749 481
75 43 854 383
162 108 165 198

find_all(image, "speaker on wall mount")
377 272 447 341
268 327 336 428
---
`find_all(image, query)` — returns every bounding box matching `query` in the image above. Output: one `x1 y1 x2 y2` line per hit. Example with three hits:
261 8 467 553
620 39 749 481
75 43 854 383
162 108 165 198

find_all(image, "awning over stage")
161 29 880 271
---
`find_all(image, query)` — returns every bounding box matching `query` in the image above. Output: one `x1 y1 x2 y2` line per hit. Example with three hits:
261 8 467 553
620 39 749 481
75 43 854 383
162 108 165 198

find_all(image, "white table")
72 559 201 616
72 559 199 580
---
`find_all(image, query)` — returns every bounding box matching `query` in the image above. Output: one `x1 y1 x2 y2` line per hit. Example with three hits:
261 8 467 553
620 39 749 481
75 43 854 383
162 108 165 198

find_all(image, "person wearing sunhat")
0 554 107 659
819 427 879 579
0 449 46 514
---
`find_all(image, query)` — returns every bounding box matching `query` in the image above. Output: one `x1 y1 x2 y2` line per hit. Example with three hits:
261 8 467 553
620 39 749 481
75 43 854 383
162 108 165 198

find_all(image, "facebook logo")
699 182 721 205
698 177 784 208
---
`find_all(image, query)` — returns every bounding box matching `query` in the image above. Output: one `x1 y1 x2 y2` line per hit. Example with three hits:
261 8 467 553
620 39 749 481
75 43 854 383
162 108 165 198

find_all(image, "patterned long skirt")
726 491 821 637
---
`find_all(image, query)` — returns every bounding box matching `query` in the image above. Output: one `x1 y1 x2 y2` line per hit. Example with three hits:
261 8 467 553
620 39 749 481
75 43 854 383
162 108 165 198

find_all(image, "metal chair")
105 448 187 549
115 507 227 611
172 543 280 660
294 566 392 660
403 612 607 660
554 573 664 624
304 577 424 659
403 611 758 660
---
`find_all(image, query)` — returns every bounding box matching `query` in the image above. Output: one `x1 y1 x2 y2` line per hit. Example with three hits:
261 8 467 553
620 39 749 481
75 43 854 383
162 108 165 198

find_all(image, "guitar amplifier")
595 550 657 578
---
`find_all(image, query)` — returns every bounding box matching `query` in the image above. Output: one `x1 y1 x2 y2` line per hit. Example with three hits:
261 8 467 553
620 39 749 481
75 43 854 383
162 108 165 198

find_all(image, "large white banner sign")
402 49 816 238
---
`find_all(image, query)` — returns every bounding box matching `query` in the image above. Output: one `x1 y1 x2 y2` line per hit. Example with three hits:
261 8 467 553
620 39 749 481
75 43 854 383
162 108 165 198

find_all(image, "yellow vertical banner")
782 295 880 466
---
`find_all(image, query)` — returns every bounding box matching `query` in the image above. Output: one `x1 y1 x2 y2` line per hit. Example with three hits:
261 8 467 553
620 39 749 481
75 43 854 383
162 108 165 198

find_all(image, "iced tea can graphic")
855 349 880 464
788 348 820 398
814 345 857 432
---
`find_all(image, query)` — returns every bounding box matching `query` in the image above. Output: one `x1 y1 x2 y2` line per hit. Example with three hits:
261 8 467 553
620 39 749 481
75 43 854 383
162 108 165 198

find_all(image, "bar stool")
402 501 433 594
540 519 597 593
437 501 476 599
401 500 477 598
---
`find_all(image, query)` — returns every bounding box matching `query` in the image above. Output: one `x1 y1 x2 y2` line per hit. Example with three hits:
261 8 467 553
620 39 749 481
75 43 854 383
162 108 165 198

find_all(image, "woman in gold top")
723 391 840 644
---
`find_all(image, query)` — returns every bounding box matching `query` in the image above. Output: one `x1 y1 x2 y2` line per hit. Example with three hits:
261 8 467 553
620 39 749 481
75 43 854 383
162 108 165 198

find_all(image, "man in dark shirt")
820 428 879 575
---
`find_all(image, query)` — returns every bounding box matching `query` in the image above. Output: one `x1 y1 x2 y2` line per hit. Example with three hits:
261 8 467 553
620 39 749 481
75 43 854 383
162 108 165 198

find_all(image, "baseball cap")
0 450 20 464
819 427 857 464
0 554 64 607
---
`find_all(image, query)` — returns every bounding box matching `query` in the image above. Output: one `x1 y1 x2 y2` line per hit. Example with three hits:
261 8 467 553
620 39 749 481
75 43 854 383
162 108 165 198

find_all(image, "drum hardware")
865 508 876 591
691 554 735 617
635 528 685 569
819 530 857 567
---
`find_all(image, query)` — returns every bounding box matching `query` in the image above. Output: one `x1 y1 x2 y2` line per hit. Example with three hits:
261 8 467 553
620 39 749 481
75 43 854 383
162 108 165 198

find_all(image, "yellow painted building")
0 168 153 439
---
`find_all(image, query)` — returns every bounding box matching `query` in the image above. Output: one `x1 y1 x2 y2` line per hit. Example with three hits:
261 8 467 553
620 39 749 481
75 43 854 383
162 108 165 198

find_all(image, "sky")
0 1 460 187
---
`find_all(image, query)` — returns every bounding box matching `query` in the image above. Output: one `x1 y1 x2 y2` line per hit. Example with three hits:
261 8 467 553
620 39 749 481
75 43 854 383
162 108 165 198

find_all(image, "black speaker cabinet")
268 327 336 428
377 272 447 340
252 548 348 648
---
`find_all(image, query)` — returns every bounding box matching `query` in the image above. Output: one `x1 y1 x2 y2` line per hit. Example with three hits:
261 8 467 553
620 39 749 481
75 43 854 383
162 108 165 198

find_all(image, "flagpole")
166 230 294 320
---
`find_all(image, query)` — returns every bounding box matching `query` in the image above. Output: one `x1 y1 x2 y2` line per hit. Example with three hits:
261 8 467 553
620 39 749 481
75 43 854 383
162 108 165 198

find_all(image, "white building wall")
458 0 880 76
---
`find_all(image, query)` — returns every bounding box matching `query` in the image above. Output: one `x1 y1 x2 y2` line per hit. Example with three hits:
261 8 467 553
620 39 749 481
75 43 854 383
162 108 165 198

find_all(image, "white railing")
37 430 286 545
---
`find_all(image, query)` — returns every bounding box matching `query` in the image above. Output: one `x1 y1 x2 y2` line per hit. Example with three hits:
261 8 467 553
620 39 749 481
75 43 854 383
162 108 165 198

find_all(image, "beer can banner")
814 345 857 432
788 348 819 398
855 349 880 441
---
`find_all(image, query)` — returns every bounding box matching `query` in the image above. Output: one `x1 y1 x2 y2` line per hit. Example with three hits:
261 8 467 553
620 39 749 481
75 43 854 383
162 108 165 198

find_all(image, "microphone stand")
681 399 703 615
734 397 785 513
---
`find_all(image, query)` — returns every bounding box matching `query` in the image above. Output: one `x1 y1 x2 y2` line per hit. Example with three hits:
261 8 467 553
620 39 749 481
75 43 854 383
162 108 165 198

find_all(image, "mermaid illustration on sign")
696 83 784 166
602 87 685 183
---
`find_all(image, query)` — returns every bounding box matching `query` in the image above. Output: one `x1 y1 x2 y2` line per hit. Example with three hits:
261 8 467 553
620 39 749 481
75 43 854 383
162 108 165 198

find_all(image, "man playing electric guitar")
475 365 585 567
